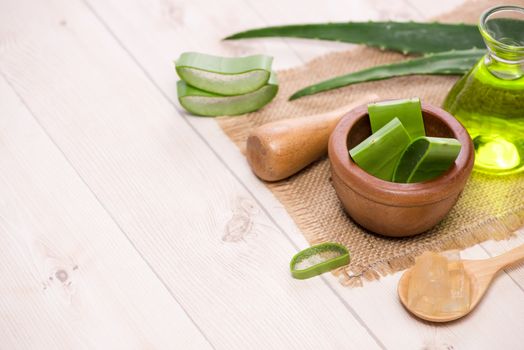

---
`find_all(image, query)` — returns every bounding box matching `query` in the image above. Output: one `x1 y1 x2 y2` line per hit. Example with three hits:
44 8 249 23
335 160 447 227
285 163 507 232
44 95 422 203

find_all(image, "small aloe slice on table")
349 118 411 181
175 52 273 95
177 72 278 116
290 242 350 280
393 137 462 183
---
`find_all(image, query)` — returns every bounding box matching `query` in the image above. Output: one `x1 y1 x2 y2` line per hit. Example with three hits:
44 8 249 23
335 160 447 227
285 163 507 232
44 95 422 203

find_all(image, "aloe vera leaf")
368 98 425 140
177 72 278 116
175 52 273 95
225 21 483 54
393 137 462 183
290 49 485 100
349 118 411 181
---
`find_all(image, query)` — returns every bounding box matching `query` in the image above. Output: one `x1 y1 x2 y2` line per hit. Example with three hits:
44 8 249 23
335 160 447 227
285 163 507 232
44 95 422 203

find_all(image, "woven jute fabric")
217 0 524 286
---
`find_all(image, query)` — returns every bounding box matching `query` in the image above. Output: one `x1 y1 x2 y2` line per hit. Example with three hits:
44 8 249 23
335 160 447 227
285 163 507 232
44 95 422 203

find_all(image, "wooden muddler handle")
246 95 378 181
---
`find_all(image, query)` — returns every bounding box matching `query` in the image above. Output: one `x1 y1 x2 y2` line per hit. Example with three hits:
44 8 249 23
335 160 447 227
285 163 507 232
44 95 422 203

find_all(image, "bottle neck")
479 5 524 80
484 49 524 80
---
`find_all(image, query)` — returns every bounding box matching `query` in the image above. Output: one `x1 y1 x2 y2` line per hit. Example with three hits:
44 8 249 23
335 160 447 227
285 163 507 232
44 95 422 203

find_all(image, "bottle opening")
479 6 524 63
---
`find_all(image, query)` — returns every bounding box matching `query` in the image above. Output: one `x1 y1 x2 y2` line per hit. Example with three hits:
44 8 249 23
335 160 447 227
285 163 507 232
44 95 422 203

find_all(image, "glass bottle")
443 5 524 175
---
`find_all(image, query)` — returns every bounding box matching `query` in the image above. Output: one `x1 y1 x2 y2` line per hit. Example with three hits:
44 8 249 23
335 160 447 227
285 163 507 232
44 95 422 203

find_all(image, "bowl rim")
328 102 475 207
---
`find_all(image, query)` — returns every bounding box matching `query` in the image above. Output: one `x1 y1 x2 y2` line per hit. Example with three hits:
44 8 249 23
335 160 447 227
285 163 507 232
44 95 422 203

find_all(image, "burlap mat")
218 0 524 286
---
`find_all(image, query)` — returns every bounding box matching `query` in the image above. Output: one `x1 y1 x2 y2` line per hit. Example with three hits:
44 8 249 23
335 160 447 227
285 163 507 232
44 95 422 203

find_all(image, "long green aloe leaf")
225 22 483 54
290 49 485 100
177 72 278 116
175 52 273 95
393 137 462 183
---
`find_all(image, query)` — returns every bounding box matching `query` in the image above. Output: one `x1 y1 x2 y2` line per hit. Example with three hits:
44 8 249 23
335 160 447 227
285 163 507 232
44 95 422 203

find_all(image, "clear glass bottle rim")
479 5 524 51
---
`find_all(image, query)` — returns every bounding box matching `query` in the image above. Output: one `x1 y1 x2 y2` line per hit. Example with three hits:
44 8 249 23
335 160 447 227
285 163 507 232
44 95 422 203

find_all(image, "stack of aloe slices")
349 98 461 183
175 52 278 116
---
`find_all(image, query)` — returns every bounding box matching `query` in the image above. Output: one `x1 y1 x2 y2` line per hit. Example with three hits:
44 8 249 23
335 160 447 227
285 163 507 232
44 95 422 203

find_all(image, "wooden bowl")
328 103 474 237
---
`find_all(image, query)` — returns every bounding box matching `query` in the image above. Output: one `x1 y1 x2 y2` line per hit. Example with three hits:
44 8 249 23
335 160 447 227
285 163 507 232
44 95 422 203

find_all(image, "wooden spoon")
246 95 378 181
398 244 524 322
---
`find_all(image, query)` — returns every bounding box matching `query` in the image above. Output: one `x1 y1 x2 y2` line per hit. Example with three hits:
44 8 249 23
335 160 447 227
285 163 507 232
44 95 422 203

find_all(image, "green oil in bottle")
443 6 524 175
443 59 524 175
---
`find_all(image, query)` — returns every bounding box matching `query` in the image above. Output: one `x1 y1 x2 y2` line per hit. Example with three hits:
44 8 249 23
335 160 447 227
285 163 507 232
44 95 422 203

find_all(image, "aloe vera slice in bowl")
349 118 411 181
175 52 273 95
368 98 425 140
393 137 462 183
177 72 278 116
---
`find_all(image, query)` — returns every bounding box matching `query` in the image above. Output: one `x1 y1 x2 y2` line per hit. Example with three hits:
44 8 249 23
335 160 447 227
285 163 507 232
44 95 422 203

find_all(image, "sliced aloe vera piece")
175 52 273 95
290 242 350 280
349 118 411 181
368 98 425 140
393 137 462 183
177 72 278 116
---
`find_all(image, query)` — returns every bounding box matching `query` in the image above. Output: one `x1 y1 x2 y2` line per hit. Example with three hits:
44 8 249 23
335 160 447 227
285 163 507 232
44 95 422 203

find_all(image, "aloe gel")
175 52 273 95
443 6 524 175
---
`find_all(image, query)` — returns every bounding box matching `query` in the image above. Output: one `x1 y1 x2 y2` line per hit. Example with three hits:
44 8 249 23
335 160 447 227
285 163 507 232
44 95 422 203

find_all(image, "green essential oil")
444 59 524 175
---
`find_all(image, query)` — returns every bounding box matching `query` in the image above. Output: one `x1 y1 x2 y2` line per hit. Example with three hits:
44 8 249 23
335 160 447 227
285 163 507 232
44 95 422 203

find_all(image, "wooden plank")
481 233 524 288
0 0 382 348
0 76 211 349
244 0 422 64
80 0 524 348
406 0 467 20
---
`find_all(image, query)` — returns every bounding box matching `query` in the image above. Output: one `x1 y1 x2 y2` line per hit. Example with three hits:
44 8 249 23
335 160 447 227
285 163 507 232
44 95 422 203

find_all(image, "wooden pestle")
246 95 378 181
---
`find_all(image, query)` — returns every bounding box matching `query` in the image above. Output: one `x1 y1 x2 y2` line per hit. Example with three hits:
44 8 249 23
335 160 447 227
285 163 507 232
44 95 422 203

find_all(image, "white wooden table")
1 0 524 348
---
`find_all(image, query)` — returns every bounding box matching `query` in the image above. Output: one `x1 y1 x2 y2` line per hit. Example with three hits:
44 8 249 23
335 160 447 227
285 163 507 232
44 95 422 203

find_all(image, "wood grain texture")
0 76 211 349
0 0 382 348
81 0 524 348
482 233 524 289
406 0 469 20
244 0 423 64
1 0 523 348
